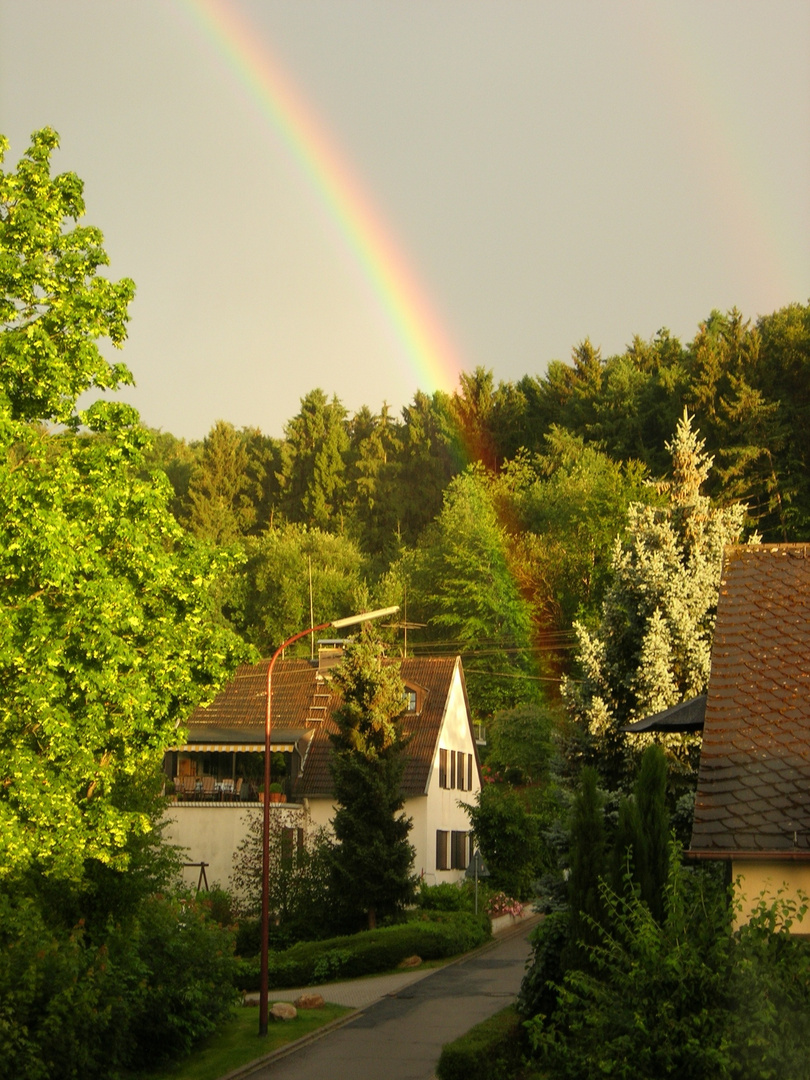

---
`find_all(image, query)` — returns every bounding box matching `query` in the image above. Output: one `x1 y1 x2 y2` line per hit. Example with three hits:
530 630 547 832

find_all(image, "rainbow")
176 0 463 398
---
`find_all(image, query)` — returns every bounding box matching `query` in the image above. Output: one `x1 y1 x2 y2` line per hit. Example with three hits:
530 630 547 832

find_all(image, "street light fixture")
258 606 399 1036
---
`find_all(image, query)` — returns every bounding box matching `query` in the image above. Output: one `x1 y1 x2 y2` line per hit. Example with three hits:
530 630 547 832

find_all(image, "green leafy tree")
463 783 544 900
396 389 460 543
185 419 255 544
526 850 810 1080
328 632 416 930
565 766 607 966
484 702 556 787
403 466 537 716
0 129 250 886
231 522 369 654
0 129 135 425
345 403 403 564
609 743 670 923
563 410 746 787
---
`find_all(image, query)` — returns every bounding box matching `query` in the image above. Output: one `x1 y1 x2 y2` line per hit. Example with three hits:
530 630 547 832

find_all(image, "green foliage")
0 889 239 1080
516 909 571 1022
417 880 475 912
0 129 135 426
436 1005 525 1080
525 854 810 1080
403 466 537 715
463 784 544 899
184 420 255 544
485 702 556 786
235 911 490 991
229 812 334 944
329 632 417 929
610 744 671 922
279 388 348 529
565 767 606 964
502 430 651 631
0 132 251 886
231 522 369 654
563 410 746 787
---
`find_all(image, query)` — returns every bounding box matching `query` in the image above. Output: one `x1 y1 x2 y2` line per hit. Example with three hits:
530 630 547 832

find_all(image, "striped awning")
174 742 295 753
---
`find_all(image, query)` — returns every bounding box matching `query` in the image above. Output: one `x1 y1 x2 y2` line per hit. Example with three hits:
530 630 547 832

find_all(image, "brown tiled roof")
690 544 810 858
186 654 474 799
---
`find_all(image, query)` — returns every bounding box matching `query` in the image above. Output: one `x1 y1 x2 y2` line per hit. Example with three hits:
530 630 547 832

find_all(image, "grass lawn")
135 1003 353 1080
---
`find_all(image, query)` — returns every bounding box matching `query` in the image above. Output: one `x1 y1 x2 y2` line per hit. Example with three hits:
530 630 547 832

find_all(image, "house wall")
732 860 810 932
421 663 481 885
163 803 304 891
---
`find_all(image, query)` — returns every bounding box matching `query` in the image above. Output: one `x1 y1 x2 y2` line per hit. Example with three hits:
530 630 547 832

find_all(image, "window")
467 753 473 791
451 830 469 870
450 749 456 789
439 748 448 788
436 829 449 871
404 688 417 712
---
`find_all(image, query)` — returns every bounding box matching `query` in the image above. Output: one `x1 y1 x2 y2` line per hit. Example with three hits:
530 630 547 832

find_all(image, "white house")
163 648 482 891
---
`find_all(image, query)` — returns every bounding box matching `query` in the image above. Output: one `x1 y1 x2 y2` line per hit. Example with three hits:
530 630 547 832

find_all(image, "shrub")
436 1006 524 1080
517 910 571 1022
524 851 810 1080
235 911 490 991
417 881 473 912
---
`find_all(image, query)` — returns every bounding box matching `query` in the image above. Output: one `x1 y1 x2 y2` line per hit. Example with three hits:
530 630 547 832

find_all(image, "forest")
146 299 810 718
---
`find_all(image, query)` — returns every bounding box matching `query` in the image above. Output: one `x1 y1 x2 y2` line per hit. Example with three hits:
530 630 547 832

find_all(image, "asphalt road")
242 918 538 1080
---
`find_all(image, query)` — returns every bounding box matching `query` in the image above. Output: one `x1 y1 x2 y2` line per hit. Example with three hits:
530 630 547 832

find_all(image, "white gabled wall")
421 661 481 884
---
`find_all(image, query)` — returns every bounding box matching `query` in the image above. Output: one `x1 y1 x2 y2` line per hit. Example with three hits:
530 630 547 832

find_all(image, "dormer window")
403 683 424 713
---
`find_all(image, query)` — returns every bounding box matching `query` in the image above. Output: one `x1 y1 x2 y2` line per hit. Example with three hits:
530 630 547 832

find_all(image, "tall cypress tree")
328 632 416 930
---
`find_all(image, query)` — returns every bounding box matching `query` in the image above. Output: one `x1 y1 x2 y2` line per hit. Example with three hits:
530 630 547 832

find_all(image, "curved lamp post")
259 606 399 1036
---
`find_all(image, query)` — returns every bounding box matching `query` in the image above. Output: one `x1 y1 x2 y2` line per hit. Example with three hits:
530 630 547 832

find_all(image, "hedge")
436 1005 525 1080
236 911 490 991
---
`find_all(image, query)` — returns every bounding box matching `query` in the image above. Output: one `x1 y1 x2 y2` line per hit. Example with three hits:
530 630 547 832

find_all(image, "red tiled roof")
690 544 810 858
186 654 473 799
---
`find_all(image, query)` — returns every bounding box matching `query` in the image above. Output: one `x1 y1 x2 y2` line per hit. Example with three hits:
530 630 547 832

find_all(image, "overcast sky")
1 0 808 441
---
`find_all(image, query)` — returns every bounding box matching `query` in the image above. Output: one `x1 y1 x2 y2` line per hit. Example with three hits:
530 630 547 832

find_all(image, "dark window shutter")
436 830 449 871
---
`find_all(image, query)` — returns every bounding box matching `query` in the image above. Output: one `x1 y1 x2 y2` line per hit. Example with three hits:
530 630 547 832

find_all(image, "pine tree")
563 410 747 788
328 632 416 930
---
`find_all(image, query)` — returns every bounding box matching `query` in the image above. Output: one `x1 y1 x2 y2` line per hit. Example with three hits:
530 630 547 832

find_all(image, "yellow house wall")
732 860 810 932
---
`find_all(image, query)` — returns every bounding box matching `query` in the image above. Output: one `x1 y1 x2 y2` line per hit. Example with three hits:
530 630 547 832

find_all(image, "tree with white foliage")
563 410 747 788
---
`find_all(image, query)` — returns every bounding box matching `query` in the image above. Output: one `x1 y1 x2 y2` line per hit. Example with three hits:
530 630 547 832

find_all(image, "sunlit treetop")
0 128 135 427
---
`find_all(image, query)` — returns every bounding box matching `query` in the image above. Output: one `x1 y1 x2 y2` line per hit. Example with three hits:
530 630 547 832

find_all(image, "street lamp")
259 606 399 1036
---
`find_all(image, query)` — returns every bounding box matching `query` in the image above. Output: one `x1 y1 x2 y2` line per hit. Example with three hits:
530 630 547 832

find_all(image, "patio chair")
178 775 197 800
220 778 234 801
201 775 216 800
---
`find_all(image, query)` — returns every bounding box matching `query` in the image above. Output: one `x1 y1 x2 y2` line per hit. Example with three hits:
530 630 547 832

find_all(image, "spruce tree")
328 631 416 930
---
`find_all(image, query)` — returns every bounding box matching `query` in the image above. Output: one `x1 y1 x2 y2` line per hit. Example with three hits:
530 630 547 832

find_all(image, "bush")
417 881 474 911
436 1006 524 1080
517 910 570 1021
120 893 240 1069
235 911 490 991
524 851 810 1080
0 889 239 1080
